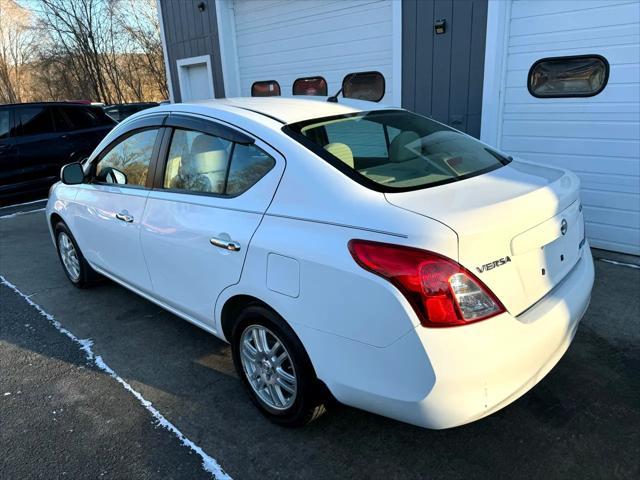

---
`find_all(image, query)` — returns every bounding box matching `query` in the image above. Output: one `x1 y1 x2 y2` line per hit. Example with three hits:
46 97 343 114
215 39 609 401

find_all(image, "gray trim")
159 0 225 102
402 0 488 138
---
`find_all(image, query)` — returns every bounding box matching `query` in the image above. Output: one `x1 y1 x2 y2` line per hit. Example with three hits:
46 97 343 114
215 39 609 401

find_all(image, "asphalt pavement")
1 210 639 479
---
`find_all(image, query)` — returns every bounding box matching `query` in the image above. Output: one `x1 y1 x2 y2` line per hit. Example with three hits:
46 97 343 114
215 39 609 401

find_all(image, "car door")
13 105 73 191
0 107 20 203
55 105 116 161
71 116 165 292
140 114 285 327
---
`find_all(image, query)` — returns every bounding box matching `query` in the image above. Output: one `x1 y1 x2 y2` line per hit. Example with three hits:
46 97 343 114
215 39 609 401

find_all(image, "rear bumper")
314 245 594 429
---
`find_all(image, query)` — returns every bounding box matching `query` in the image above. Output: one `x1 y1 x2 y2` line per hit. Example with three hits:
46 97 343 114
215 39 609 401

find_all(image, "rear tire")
54 221 99 288
231 305 327 427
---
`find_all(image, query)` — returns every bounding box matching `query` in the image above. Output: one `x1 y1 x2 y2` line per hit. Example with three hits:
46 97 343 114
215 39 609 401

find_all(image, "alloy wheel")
239 325 298 410
58 232 81 282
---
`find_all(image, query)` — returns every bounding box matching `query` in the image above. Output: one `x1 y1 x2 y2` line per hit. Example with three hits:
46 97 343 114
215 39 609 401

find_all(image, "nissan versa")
46 97 594 429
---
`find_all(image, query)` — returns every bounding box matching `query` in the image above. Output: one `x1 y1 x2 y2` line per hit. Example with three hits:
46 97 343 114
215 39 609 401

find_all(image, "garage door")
496 0 640 255
233 0 394 103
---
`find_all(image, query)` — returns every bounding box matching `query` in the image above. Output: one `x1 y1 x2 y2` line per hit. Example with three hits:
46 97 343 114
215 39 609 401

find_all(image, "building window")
342 71 385 102
251 80 281 97
528 55 609 98
292 76 328 96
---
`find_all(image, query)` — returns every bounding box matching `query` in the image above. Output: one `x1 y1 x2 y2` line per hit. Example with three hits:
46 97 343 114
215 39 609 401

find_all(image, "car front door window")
95 129 159 187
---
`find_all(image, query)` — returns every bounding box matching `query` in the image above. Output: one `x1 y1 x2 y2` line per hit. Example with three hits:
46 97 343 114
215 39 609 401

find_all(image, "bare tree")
114 0 168 100
0 0 36 103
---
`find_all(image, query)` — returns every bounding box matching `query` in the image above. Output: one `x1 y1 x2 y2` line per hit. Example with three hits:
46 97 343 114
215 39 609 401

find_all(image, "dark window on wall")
528 55 609 98
343 71 385 102
251 80 281 97
292 77 328 96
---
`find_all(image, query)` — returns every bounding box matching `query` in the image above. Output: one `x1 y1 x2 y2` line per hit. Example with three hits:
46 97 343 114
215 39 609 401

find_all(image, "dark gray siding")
402 0 488 138
160 0 225 102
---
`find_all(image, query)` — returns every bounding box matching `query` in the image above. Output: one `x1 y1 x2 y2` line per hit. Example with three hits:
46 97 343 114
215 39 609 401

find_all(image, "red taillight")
348 240 505 327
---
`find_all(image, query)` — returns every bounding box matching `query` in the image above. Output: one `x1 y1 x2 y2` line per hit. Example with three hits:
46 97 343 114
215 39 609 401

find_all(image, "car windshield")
285 110 510 191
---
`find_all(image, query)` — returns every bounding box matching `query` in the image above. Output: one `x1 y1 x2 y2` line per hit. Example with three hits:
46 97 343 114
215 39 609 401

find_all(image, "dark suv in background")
0 102 116 206
104 102 159 122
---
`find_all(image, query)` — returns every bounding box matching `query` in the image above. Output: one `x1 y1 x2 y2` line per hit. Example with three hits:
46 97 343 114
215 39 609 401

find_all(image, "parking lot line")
0 274 232 480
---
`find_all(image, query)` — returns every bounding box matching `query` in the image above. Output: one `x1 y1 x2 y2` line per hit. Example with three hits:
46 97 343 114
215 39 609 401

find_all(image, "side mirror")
60 162 85 185
100 166 128 185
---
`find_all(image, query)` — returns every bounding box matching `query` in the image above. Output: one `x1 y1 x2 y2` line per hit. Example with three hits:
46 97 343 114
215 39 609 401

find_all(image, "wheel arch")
50 212 64 231
220 294 274 342
220 292 333 401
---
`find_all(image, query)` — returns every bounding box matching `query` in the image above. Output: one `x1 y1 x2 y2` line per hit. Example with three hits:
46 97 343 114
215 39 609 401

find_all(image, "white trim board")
480 0 511 148
391 0 403 107
156 0 174 103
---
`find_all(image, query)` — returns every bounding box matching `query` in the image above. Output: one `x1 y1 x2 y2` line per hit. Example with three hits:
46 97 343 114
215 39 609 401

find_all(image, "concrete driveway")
1 207 639 479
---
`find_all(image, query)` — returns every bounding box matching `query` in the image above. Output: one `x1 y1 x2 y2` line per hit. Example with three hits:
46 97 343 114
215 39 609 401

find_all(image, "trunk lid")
385 160 585 315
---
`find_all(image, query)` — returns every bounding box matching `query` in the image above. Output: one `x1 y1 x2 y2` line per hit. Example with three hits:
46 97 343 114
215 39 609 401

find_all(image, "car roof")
185 96 398 124
0 101 98 108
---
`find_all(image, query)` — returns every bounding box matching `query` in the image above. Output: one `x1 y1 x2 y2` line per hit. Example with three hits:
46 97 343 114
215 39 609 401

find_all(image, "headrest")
188 150 228 174
324 142 354 168
191 134 226 157
389 131 421 163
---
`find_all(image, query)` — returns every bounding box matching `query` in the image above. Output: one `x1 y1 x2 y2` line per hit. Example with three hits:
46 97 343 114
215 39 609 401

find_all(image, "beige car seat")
324 142 354 168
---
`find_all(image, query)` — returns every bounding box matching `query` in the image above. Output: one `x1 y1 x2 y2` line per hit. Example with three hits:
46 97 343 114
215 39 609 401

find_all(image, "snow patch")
0 275 231 480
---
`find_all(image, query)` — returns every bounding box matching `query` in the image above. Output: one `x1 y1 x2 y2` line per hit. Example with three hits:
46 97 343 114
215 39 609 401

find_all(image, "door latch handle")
115 212 134 223
210 237 241 252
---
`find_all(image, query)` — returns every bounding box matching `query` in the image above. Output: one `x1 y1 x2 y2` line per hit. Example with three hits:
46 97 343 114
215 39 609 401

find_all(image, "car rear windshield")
284 110 510 192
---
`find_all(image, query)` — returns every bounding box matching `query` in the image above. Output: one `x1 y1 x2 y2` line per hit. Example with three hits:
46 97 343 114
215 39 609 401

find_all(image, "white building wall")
482 0 640 255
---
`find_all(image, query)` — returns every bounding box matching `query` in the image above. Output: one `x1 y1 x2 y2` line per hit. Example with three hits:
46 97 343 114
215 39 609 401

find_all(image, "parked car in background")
103 102 159 122
0 102 116 206
47 97 594 429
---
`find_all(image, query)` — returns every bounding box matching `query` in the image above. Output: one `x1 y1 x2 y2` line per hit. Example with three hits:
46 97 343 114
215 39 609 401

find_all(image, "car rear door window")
95 128 159 187
163 128 275 196
164 129 232 194
0 110 9 139
16 107 56 136
226 143 276 196
59 106 115 130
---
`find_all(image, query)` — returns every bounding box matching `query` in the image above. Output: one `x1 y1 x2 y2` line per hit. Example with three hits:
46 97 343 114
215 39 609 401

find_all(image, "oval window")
528 55 609 98
342 71 385 102
251 80 281 97
293 76 328 96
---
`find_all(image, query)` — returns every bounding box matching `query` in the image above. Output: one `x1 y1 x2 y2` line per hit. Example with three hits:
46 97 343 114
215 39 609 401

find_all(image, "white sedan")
46 97 594 429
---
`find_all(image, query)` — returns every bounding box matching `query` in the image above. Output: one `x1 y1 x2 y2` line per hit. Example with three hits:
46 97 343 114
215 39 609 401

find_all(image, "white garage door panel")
509 2 639 35
233 0 394 102
502 121 639 140
496 0 640 255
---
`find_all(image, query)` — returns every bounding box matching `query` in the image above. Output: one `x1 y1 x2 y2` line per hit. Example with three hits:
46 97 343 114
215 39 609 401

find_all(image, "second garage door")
232 0 395 103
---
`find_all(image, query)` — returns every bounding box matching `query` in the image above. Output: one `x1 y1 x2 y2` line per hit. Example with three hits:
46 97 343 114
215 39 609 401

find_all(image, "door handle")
210 237 241 252
115 212 134 223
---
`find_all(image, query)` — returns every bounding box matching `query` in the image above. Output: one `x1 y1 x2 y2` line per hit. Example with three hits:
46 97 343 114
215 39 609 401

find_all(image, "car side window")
59 106 114 131
226 143 276 195
16 107 56 136
164 129 232 194
0 110 9 139
95 128 159 187
163 128 276 196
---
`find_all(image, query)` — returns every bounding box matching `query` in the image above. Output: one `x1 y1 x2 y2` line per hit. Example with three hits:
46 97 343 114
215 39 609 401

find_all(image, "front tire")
54 222 98 288
231 305 326 427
